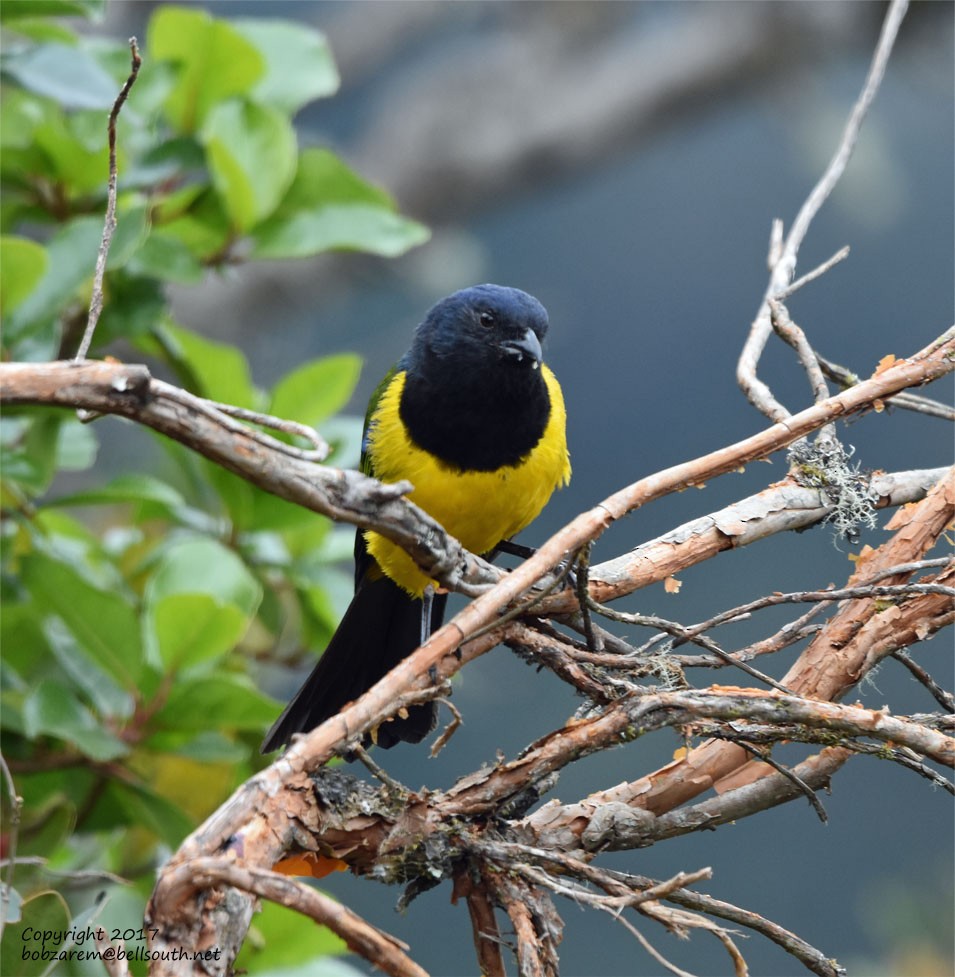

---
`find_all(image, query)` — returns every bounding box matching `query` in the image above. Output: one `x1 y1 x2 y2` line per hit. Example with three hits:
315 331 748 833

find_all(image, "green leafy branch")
0 5 427 974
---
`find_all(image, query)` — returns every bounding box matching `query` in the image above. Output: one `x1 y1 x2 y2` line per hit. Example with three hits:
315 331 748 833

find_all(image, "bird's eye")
479 310 496 328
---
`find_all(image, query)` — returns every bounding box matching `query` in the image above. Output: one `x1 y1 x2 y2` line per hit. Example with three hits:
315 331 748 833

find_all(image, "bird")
261 284 571 753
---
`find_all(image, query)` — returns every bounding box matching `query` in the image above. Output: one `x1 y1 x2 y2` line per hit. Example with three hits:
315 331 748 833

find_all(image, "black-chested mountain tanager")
261 284 571 753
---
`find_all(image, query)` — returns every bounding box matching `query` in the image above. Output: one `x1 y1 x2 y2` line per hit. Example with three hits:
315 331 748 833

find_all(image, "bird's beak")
499 328 543 369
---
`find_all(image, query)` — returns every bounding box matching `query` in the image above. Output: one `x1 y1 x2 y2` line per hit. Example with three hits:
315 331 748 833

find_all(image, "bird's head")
412 284 549 372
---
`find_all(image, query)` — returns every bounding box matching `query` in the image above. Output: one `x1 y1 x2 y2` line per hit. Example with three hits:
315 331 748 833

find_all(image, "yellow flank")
364 367 571 596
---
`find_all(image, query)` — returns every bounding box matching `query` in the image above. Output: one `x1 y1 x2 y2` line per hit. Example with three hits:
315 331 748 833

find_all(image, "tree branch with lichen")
6 2 952 975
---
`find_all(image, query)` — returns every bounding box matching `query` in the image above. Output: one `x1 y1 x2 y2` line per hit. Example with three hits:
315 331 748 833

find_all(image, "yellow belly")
364 367 571 596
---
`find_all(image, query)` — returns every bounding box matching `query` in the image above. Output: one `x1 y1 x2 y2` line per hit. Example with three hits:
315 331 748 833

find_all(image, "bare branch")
596 909 698 977
0 360 491 597
817 348 955 420
5 338 950 804
892 648 955 712
542 466 949 614
207 400 329 461
160 857 427 977
627 748 852 846
485 874 561 977
13 4 946 975
776 0 909 279
838 740 953 795
639 569 953 659
653 558 951 670
457 870 506 977
74 38 141 362
579 597 795 693
770 299 834 442
737 0 910 422
736 742 829 824
477 841 842 977
446 690 953 830
774 245 851 301
559 474 954 822
780 475 954 702
608 866 848 977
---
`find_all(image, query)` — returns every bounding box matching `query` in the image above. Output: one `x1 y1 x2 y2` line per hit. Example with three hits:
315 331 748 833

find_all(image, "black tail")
260 573 448 753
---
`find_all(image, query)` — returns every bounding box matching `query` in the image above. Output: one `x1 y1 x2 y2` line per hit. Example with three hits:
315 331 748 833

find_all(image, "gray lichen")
787 437 877 545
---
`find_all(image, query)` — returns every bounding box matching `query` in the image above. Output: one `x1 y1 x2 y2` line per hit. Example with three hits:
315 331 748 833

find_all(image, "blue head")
408 284 549 372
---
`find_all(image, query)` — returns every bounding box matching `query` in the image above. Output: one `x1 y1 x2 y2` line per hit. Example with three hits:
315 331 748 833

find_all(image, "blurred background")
83 2 955 974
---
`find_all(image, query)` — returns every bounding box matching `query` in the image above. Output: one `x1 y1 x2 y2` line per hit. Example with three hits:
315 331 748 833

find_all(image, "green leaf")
0 890 70 977
20 551 143 688
0 236 48 315
4 216 101 344
44 617 134 721
0 413 59 495
201 98 298 232
237 899 348 975
250 149 429 260
2 413 98 497
126 231 204 284
144 537 262 670
157 188 232 261
96 272 167 345
0 884 23 925
158 320 256 408
15 792 76 859
0 603 48 691
2 410 97 496
106 780 193 848
160 730 246 763
242 491 322 533
22 680 130 760
2 41 118 109
232 18 339 114
318 414 365 470
0 1 104 22
270 353 362 428
254 203 430 259
159 674 277 732
274 148 394 211
0 86 52 151
203 461 257 529
0 101 118 204
51 473 216 533
148 5 265 134
54 415 98 472
147 539 261 612
151 172 208 221
149 594 250 670
51 472 186 510
299 570 352 640
7 17 82 44
31 510 129 588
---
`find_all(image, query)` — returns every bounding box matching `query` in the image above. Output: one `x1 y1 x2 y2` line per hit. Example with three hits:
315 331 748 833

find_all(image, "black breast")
399 366 551 472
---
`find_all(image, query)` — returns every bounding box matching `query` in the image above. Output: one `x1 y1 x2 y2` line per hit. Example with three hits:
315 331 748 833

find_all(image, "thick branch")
779 471 955 701
541 466 947 613
443 689 954 825
0 360 490 595
2 330 950 621
573 473 955 817
457 870 506 977
16 336 944 973
159 857 426 977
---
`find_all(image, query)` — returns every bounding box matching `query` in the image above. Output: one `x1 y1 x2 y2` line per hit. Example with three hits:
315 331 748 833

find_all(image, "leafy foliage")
0 4 425 973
